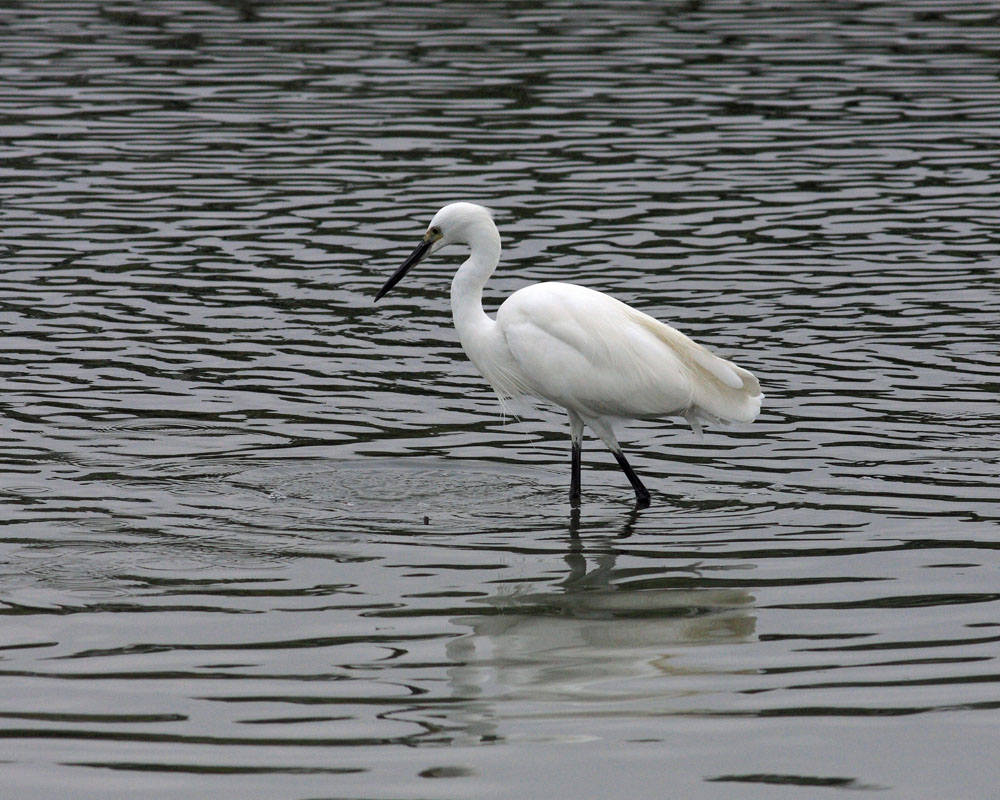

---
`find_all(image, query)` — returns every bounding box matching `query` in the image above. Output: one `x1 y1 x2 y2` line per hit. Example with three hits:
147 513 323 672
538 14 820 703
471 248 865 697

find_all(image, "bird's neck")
450 228 501 345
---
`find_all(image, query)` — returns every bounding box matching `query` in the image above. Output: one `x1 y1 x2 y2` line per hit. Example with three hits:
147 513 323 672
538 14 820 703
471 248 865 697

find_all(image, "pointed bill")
374 239 433 302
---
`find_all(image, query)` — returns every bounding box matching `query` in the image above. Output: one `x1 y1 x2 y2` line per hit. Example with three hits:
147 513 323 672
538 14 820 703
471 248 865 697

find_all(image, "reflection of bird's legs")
617 506 640 539
569 411 584 504
568 504 582 541
588 417 651 508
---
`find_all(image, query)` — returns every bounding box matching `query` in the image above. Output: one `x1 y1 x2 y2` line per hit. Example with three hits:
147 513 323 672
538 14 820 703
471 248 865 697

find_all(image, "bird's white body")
496 282 760 426
377 202 763 505
444 203 761 428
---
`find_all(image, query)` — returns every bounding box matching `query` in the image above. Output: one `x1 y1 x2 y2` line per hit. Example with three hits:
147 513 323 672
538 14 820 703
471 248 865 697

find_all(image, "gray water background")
2 1 999 798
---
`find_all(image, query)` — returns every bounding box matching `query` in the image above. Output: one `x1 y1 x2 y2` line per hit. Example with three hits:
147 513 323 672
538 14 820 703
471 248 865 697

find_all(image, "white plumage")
375 202 763 507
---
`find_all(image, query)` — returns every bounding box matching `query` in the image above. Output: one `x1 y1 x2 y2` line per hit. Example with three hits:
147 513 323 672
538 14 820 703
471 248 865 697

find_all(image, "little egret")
374 202 763 508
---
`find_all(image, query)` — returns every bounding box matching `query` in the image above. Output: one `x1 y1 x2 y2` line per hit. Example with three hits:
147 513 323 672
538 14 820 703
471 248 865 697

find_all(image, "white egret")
374 202 763 508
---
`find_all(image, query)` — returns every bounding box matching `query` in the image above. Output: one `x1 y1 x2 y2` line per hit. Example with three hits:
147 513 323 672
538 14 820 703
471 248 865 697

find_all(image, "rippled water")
2 1 999 798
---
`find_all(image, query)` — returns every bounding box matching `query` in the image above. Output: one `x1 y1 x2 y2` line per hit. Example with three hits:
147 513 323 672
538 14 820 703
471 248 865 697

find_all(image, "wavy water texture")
1 2 999 799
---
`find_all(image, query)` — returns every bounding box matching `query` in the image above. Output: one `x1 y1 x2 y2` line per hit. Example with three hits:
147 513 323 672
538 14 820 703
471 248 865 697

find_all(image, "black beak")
374 239 433 302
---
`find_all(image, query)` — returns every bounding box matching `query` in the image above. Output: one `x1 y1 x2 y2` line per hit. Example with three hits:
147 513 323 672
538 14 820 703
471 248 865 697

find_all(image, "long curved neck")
450 224 501 344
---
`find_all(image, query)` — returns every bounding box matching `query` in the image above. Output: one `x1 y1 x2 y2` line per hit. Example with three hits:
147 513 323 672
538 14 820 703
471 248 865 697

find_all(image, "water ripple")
2 1 1000 798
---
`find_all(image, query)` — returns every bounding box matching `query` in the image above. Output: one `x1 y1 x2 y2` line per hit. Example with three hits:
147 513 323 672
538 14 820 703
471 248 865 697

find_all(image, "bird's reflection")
567 502 638 541
444 509 758 743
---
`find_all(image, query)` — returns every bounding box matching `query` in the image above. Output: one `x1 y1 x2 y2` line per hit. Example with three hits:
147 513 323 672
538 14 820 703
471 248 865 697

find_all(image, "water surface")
2 2 999 798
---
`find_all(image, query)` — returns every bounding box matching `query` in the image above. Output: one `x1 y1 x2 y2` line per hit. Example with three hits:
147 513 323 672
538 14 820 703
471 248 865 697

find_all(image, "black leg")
570 440 581 504
613 450 651 509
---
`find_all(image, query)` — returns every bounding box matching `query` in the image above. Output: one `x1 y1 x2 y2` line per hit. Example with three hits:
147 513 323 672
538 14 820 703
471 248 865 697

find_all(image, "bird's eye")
430 226 441 237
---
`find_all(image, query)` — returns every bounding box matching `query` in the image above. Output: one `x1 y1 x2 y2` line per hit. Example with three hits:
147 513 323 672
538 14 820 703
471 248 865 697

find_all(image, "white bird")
374 202 763 507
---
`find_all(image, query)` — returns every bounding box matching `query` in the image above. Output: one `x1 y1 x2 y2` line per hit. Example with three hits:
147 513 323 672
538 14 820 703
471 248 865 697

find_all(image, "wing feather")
497 282 762 426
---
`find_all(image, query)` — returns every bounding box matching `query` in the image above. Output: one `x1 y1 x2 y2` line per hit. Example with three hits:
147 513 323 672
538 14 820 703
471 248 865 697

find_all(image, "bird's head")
374 203 496 302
